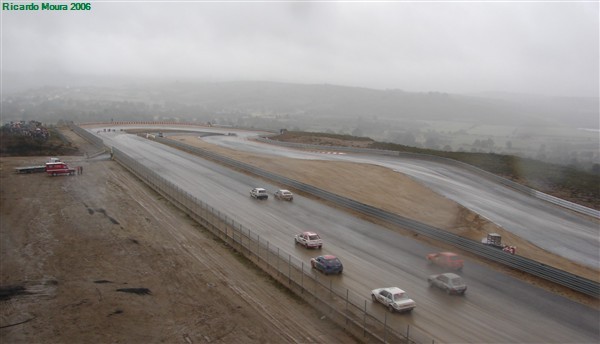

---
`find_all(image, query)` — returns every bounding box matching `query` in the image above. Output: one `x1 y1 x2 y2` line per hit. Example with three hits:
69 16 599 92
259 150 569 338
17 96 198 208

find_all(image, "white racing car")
371 287 416 313
294 231 323 249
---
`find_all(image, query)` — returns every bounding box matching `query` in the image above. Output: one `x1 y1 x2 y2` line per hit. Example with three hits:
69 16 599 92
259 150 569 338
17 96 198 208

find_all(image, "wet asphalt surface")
94 128 599 343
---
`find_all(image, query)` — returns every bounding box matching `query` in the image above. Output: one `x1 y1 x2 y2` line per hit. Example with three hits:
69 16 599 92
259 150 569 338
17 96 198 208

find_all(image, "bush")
0 128 80 157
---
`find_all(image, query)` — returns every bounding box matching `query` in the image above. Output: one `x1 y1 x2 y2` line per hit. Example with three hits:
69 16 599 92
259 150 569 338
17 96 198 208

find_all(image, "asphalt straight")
89 128 599 343
201 133 600 269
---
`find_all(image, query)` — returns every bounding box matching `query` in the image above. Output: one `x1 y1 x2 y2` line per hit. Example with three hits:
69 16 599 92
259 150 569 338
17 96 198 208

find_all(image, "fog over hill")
2 79 598 169
2 79 598 128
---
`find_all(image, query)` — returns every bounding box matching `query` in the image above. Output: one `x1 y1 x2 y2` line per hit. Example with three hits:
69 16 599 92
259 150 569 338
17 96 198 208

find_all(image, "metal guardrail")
256 137 600 219
68 123 600 218
70 124 599 297
70 124 432 343
69 123 600 342
111 146 431 344
69 123 106 149
161 137 600 298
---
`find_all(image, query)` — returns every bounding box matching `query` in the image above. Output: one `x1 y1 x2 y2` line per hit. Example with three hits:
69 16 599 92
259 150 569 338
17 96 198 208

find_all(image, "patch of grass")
274 131 373 142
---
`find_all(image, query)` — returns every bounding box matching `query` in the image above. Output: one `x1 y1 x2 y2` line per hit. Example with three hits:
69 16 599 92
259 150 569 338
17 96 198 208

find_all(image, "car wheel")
446 288 451 294
371 294 377 302
388 305 394 313
428 281 433 287
318 245 322 249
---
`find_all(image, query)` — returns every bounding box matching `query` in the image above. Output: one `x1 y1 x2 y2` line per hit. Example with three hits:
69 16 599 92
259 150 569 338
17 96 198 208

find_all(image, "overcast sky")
2 1 598 97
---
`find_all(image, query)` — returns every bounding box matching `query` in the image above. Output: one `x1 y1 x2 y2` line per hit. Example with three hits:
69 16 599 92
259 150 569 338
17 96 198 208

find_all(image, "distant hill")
138 81 600 128
1 79 597 170
2 79 598 129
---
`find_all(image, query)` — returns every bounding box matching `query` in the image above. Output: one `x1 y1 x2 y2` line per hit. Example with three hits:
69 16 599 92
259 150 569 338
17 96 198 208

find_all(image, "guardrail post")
363 300 367 337
231 223 235 244
345 289 349 325
301 262 304 292
384 311 388 343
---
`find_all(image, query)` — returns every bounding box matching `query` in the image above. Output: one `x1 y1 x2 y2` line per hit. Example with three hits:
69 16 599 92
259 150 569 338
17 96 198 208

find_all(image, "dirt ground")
0 129 359 343
167 135 599 303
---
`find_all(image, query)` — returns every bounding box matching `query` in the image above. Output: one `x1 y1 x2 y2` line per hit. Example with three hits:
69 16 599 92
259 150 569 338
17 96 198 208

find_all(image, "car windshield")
449 277 464 286
308 234 320 240
393 293 408 301
324 258 341 266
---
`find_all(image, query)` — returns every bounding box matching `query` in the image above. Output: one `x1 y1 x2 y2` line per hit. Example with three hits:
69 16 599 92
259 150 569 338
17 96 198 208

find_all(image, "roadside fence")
110 146 435 344
70 122 435 342
69 123 105 149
